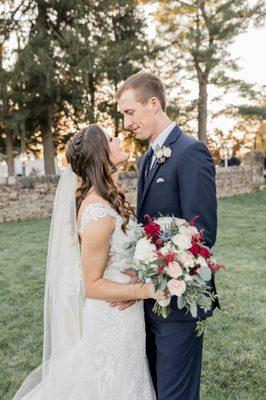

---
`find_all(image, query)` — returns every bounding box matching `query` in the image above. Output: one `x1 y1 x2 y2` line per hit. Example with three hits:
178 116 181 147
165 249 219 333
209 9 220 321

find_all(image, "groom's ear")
149 97 162 113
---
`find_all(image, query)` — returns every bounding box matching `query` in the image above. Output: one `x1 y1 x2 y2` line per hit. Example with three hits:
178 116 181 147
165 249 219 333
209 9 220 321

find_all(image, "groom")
115 71 220 400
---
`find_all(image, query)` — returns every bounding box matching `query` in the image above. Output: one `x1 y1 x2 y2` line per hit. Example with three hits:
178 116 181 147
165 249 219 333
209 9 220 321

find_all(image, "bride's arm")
81 215 167 302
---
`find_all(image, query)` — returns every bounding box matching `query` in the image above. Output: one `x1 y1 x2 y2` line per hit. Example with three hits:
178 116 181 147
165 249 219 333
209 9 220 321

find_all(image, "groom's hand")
109 268 139 310
122 268 138 283
109 300 137 310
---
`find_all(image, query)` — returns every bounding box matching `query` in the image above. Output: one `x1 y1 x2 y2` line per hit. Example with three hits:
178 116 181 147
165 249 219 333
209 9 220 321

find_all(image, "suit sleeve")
178 142 217 248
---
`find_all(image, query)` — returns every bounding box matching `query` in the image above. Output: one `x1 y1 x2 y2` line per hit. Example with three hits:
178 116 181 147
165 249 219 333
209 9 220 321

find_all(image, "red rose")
144 223 161 240
199 247 212 259
189 243 201 257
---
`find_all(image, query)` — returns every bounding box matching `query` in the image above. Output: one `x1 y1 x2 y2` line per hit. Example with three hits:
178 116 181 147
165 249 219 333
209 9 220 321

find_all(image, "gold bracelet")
131 283 136 299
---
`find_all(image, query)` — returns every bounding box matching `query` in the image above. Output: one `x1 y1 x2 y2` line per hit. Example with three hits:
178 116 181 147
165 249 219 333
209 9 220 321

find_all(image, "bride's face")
106 134 128 166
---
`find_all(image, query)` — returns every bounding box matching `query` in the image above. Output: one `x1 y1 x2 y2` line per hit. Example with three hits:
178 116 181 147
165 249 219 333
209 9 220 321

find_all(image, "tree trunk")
198 78 208 144
40 109 56 175
5 132 14 176
114 103 119 137
88 73 95 123
114 83 119 136
1 44 14 176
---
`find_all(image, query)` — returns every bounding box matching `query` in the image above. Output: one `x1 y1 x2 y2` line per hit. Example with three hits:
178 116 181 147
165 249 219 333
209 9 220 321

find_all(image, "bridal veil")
13 165 85 400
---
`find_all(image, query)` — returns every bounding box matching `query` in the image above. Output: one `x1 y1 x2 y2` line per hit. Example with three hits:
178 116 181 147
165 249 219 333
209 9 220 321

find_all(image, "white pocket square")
156 177 165 183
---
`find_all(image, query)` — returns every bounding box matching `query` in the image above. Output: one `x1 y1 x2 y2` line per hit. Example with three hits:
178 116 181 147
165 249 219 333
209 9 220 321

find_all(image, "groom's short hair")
116 71 166 111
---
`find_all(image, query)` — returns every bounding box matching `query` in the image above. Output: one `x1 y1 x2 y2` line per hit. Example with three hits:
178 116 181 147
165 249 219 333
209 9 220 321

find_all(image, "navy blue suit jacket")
137 124 220 319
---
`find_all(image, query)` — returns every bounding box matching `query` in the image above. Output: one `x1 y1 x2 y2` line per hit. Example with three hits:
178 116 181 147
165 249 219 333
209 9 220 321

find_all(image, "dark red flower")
189 264 200 276
157 265 165 273
144 214 154 224
144 223 161 240
165 252 176 265
199 228 205 241
189 215 200 227
192 233 200 245
189 243 201 257
154 238 163 250
208 261 226 273
156 250 176 269
192 228 205 245
199 247 212 259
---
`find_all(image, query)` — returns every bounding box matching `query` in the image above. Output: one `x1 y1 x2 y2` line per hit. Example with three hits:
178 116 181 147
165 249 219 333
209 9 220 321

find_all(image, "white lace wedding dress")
17 202 155 400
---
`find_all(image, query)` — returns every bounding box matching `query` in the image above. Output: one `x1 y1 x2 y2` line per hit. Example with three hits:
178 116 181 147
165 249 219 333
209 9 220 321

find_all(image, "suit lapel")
137 155 147 213
137 125 183 217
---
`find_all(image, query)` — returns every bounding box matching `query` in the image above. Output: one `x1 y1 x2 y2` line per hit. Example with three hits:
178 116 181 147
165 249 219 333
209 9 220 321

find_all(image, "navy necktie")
145 146 154 179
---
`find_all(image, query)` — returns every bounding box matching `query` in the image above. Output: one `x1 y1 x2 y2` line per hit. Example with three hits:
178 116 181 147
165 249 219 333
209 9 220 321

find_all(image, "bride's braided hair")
66 124 135 233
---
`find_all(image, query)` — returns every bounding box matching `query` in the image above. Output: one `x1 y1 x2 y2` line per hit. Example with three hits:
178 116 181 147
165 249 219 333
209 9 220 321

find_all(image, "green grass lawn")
1 190 266 400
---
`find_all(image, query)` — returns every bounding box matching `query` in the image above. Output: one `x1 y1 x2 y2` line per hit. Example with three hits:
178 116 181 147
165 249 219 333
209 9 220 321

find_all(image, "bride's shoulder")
78 198 118 236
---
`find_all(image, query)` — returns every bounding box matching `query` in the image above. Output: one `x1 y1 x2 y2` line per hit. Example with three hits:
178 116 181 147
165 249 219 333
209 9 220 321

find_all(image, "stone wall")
0 176 59 223
0 151 264 223
216 165 264 198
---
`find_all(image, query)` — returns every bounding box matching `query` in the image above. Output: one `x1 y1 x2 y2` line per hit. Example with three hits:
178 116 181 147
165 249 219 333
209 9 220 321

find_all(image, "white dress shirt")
150 121 176 168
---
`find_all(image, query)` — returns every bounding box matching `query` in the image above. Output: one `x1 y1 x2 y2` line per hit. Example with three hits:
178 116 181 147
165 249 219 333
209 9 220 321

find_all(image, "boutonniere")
154 145 172 164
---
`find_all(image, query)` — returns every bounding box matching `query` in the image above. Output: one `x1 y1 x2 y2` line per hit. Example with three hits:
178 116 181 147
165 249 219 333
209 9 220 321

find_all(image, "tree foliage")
151 0 266 142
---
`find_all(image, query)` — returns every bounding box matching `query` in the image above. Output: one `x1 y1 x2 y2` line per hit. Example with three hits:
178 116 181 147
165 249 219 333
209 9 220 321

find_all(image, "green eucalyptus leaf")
177 295 185 309
198 266 211 281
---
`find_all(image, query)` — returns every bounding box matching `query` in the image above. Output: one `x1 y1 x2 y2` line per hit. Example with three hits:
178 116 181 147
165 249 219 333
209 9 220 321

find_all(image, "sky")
228 25 266 85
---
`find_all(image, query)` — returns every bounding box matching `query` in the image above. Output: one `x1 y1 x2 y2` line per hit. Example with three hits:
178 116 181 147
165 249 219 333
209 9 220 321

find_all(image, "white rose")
163 147 172 158
178 226 192 236
156 149 163 158
134 238 156 264
167 279 186 297
189 225 199 235
172 234 192 250
179 225 198 236
175 218 187 227
178 251 195 269
166 261 183 278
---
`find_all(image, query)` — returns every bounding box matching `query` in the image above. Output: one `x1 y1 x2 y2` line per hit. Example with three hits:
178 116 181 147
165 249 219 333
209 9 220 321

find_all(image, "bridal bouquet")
125 215 225 334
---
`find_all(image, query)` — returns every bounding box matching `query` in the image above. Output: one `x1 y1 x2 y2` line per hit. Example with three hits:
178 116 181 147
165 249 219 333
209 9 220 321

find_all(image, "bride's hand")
146 283 169 301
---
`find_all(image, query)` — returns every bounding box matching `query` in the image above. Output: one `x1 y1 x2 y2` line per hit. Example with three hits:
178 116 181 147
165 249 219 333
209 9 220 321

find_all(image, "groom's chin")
135 132 149 141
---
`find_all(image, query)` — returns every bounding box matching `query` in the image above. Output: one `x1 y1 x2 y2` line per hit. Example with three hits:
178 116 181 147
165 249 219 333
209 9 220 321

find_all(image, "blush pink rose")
167 279 186 297
167 261 183 278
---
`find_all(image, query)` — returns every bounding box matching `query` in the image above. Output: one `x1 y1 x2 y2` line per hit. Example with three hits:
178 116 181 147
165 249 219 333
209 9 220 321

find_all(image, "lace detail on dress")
79 202 118 236
58 261 83 305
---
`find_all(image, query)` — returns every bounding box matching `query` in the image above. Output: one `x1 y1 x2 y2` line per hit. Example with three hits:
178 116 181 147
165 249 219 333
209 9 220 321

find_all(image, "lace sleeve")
79 202 118 236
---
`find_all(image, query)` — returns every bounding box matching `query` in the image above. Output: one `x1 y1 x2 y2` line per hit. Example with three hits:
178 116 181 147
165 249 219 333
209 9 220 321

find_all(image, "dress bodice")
79 202 136 282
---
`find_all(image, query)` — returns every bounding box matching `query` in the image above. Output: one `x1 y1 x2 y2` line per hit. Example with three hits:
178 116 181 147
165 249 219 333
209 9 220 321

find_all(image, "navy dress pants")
145 300 204 400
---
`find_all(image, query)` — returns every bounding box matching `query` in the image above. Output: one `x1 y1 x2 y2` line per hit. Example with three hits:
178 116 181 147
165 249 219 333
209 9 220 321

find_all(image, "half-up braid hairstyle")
66 124 135 233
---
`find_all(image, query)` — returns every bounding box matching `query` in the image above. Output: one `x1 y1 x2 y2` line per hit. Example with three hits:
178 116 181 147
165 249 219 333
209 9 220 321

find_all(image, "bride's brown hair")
66 124 135 232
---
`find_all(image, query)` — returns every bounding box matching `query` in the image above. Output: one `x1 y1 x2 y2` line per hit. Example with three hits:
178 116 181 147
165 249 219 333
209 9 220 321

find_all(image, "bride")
13 124 167 400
